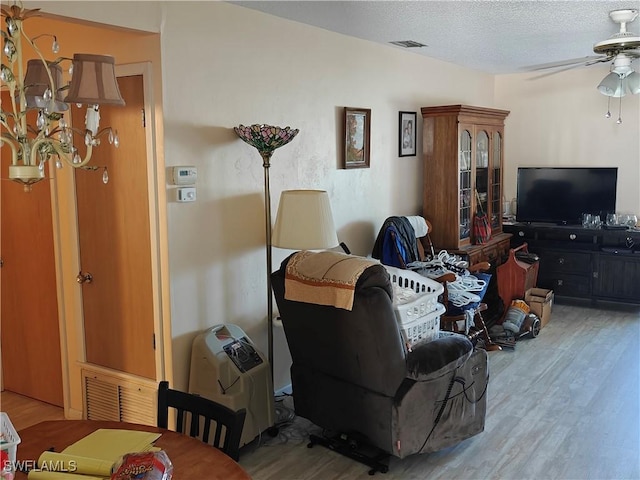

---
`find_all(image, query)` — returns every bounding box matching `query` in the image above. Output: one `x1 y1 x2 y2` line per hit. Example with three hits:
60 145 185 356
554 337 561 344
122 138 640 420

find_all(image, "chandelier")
1 3 125 191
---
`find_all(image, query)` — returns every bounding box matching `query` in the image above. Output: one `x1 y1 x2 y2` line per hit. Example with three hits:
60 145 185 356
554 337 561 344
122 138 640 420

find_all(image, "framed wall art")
343 107 371 169
399 111 417 157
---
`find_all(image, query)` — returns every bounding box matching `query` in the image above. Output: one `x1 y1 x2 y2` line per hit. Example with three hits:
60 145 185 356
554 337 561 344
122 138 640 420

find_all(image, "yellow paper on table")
37 451 113 477
61 429 161 462
27 471 106 480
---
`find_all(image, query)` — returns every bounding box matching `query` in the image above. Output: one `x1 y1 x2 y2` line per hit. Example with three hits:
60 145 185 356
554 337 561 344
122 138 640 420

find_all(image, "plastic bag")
111 451 173 480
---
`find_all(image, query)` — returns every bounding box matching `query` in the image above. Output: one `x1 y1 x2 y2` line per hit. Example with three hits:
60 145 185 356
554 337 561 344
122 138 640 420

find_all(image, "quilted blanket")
284 250 377 310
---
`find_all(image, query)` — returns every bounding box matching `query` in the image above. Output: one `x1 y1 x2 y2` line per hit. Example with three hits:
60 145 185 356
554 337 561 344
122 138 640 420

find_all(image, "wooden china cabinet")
421 105 511 266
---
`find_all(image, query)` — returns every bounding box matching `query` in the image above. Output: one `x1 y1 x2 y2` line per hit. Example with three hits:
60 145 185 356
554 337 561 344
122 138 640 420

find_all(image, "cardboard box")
525 288 554 328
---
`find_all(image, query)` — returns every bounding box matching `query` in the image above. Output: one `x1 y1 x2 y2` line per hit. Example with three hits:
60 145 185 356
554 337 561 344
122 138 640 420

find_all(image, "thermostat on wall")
171 166 197 185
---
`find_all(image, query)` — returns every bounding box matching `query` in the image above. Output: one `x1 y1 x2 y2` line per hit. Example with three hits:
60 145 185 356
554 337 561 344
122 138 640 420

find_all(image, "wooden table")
16 420 252 480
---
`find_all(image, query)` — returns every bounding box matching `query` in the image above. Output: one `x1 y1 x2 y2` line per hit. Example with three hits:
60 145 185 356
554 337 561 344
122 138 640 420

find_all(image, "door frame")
55 62 172 418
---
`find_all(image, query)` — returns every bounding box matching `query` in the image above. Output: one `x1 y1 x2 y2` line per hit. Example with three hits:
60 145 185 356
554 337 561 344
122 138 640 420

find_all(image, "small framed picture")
399 111 417 157
343 107 371 169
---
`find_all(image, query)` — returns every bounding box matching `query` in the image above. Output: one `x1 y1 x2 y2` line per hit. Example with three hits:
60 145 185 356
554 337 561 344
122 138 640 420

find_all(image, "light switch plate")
176 187 196 202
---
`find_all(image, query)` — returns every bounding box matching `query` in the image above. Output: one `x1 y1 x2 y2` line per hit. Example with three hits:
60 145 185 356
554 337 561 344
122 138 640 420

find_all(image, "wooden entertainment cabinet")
504 223 640 304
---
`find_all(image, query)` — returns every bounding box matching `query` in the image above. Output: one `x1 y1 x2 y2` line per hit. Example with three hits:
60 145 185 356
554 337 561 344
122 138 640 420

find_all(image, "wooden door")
74 75 156 379
0 92 64 406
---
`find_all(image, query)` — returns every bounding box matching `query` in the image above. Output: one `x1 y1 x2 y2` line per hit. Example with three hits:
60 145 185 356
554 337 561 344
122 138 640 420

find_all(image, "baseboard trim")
275 384 292 397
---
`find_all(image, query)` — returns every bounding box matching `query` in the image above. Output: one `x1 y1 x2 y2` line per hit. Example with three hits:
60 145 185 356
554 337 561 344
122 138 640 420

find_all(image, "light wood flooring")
0 390 65 431
3 301 639 479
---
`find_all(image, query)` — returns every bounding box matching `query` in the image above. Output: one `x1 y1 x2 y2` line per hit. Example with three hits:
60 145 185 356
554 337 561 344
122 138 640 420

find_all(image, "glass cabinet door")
491 131 503 229
459 129 472 241
475 130 489 219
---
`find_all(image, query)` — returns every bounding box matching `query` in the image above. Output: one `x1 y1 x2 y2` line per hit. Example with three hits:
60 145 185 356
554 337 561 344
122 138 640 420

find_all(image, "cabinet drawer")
482 245 498 264
467 244 501 266
542 230 596 243
458 249 482 266
538 273 591 297
601 233 640 250
539 250 592 274
508 226 536 241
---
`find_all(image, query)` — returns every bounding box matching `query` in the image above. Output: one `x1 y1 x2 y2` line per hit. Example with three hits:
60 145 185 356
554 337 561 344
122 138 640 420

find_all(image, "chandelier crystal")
1 3 125 191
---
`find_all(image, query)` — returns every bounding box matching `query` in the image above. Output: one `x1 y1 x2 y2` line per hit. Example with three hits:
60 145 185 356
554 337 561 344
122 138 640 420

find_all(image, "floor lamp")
233 124 299 383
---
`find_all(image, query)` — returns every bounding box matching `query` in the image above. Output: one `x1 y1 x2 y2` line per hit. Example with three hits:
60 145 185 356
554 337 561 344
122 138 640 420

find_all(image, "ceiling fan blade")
584 56 614 66
527 61 594 80
523 55 605 71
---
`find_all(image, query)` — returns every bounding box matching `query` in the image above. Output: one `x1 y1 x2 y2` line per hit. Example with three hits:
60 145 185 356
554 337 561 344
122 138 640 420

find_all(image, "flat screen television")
516 167 618 225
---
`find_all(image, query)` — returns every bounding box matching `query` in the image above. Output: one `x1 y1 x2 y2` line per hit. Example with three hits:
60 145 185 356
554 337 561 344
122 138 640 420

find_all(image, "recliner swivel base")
308 432 390 475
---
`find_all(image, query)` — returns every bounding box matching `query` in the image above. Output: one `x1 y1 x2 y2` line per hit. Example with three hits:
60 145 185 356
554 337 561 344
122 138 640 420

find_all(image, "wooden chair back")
157 381 246 461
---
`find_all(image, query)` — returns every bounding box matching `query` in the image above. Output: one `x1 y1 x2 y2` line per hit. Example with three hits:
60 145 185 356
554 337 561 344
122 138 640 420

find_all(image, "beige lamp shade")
64 54 125 106
272 190 339 250
23 59 68 111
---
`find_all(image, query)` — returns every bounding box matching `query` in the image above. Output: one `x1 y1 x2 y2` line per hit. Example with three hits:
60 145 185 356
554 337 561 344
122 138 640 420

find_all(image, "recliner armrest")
405 333 474 381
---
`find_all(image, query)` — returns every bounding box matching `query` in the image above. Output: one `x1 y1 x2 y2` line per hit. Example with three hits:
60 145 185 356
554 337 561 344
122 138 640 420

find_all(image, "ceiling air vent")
390 40 427 48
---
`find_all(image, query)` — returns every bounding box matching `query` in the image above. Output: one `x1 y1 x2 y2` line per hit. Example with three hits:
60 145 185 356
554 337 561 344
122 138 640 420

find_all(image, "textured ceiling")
231 0 640 74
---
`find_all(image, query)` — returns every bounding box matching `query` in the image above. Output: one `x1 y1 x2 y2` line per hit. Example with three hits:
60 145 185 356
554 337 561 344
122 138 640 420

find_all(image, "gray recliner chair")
271 253 489 472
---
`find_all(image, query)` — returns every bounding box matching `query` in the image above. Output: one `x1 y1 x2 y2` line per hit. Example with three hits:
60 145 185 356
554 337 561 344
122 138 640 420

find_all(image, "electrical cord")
418 369 457 453
274 395 296 427
454 376 489 404
417 366 489 454
217 376 240 394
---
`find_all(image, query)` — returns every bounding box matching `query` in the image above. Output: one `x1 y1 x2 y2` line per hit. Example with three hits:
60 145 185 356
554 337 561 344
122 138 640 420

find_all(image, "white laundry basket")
1 412 20 473
385 266 445 347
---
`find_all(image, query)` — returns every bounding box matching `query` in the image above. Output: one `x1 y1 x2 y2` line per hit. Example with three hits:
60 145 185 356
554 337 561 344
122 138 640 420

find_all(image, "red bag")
473 190 491 244
473 213 491 244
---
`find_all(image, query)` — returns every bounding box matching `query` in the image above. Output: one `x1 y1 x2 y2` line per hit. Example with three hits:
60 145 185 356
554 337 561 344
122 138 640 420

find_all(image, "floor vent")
82 366 157 426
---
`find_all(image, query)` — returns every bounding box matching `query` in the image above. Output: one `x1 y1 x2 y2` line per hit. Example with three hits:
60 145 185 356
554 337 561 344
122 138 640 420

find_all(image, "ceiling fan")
529 8 640 91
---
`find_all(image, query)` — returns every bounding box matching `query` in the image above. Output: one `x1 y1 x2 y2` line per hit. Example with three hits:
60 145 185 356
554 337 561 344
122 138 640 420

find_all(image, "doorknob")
77 271 93 284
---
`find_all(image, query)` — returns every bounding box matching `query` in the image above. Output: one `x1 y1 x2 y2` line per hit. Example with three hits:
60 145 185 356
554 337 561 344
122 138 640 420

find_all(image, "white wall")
159 2 496 390
30 2 639 395
496 67 640 214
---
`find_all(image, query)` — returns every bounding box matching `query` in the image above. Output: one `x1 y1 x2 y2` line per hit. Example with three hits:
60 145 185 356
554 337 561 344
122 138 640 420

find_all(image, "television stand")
503 223 640 305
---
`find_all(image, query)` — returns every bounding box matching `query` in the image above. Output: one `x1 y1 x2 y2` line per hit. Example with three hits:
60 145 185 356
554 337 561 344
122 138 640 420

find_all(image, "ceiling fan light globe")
611 64 633 77
626 71 640 94
597 72 626 96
